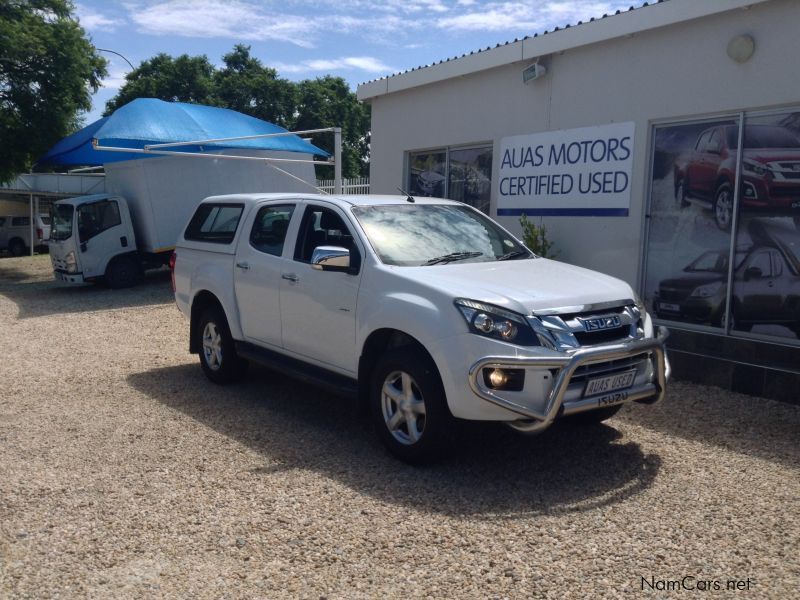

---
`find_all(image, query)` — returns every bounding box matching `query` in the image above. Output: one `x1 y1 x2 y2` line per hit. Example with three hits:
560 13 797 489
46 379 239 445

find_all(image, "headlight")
65 251 77 274
454 299 540 346
742 159 769 177
690 281 723 298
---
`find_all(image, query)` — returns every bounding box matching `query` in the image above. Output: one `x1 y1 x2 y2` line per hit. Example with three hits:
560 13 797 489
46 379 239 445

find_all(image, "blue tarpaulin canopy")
37 98 328 166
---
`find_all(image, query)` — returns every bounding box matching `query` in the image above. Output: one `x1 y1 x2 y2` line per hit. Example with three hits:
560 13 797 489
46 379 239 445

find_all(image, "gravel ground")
1 255 798 599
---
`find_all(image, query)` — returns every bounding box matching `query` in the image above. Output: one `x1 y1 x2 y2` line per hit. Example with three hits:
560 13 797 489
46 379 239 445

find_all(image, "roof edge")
357 0 770 101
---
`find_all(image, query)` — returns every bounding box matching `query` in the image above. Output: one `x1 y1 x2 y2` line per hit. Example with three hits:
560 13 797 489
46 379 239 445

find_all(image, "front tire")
714 183 734 231
104 255 143 288
198 307 248 384
370 348 452 464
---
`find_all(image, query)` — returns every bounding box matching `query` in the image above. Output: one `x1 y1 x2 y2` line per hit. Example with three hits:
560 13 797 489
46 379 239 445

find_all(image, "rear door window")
249 204 295 256
185 203 244 244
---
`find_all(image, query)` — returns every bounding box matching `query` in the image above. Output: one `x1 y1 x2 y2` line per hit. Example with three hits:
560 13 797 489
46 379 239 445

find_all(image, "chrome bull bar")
468 327 670 433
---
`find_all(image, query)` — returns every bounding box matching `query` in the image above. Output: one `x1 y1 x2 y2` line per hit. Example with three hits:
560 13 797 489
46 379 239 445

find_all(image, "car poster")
644 110 800 342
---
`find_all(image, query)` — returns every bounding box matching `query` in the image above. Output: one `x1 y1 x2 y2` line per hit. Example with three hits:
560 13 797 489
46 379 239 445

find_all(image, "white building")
358 0 800 401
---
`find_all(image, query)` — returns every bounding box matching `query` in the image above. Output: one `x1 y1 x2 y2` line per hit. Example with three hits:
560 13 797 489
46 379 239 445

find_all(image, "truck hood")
396 258 635 315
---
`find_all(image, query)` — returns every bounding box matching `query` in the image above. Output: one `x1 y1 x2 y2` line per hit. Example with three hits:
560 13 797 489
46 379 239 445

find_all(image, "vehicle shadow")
127 363 662 519
0 268 173 319
621 380 800 470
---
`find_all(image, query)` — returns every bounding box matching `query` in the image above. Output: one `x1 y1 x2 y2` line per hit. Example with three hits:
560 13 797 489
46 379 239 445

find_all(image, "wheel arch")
357 328 443 410
190 290 226 354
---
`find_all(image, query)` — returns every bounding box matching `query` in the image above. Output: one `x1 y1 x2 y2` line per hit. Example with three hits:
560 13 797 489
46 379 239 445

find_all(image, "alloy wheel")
381 370 427 445
202 321 223 371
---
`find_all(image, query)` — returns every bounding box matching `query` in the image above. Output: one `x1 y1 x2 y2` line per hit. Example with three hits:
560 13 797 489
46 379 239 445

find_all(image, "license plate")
584 369 637 397
659 302 680 312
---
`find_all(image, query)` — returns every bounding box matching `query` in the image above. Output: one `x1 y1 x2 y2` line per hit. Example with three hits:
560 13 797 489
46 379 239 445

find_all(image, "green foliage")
104 53 215 114
105 45 371 178
0 0 107 182
519 213 558 258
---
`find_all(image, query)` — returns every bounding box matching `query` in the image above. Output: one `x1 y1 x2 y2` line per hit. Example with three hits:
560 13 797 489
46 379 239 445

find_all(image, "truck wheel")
105 255 143 289
569 404 623 424
8 238 26 257
713 184 734 231
198 307 248 384
370 348 452 464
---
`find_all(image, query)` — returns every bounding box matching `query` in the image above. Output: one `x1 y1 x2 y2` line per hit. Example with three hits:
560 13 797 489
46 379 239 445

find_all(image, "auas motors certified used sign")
497 122 635 217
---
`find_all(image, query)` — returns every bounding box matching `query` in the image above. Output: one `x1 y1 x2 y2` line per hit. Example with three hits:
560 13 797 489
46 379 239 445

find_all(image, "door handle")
236 262 250 270
281 273 299 282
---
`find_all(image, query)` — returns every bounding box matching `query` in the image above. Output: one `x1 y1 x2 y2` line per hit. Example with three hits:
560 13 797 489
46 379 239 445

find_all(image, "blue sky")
76 0 637 123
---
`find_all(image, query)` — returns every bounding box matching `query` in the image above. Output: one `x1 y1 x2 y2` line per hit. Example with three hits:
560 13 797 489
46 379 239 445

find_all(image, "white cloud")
273 56 396 75
75 3 124 31
127 0 318 48
119 1 636 49
101 69 129 90
438 1 625 32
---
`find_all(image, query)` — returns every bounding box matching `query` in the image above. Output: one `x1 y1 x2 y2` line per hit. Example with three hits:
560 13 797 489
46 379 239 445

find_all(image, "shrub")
519 213 558 258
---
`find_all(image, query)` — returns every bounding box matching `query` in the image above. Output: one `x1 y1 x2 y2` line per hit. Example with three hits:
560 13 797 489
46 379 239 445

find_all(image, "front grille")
658 289 687 303
574 327 629 346
533 302 641 350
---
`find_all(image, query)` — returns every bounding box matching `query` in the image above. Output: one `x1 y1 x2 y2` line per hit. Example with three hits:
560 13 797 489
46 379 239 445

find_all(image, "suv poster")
644 110 800 342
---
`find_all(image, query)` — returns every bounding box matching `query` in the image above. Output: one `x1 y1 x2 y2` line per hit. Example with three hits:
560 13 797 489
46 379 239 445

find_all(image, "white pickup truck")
173 193 669 462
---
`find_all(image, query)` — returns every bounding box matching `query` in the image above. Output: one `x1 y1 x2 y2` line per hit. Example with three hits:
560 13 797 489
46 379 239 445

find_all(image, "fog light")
489 368 507 388
482 368 525 391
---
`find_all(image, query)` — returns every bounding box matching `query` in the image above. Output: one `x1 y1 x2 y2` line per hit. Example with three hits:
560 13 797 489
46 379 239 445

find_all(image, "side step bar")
234 341 359 398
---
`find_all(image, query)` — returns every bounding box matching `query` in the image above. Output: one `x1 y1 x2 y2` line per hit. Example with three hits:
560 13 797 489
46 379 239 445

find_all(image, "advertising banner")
497 122 635 217
644 110 800 342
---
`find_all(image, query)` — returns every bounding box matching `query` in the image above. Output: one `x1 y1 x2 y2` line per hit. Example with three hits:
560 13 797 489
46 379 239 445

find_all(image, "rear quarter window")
11 217 29 227
184 203 245 244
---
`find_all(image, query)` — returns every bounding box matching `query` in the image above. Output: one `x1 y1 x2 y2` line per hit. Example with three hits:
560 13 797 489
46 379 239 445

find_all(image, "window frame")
77 199 122 243
248 203 296 257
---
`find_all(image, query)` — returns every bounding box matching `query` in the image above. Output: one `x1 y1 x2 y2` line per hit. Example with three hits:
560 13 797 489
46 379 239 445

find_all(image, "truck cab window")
78 200 121 243
250 205 295 256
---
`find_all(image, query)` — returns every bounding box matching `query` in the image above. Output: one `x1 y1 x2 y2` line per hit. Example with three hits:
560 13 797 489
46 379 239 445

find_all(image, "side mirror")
744 266 762 281
311 246 350 272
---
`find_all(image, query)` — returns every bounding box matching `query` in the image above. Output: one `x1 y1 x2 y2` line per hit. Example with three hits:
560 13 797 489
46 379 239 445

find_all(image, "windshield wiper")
423 251 483 266
497 250 530 261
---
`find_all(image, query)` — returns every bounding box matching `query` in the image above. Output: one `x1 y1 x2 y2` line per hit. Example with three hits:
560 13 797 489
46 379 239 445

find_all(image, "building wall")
368 0 800 286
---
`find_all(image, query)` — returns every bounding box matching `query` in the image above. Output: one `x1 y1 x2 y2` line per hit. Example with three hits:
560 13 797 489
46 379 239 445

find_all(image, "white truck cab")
174 193 670 463
49 194 141 286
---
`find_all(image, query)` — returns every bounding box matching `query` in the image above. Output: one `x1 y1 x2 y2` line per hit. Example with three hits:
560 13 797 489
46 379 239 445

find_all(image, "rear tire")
105 255 143 288
370 348 452 464
8 238 26 257
197 307 248 384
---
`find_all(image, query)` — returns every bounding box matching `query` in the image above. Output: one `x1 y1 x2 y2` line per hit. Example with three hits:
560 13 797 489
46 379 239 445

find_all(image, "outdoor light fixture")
726 34 755 63
522 62 547 84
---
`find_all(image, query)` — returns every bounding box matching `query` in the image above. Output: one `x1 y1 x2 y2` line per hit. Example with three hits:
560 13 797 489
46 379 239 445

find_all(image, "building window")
408 144 493 213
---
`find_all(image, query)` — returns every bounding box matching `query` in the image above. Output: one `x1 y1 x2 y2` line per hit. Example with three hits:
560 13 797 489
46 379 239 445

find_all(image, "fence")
316 177 370 195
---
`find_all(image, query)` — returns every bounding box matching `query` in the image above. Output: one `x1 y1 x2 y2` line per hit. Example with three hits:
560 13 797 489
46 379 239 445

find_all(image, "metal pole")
722 112 746 336
334 128 342 195
29 192 34 256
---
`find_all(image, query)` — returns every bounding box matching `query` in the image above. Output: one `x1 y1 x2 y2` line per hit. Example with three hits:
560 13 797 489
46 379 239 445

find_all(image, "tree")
104 53 215 115
294 75 371 179
0 0 107 182
213 45 296 129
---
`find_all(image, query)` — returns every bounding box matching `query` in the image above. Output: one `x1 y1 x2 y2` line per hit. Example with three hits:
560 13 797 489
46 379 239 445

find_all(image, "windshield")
352 204 531 266
685 250 746 273
50 204 74 241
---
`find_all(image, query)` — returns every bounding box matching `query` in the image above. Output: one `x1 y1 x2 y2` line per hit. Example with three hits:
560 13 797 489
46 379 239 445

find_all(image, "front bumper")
467 327 670 433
